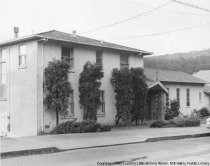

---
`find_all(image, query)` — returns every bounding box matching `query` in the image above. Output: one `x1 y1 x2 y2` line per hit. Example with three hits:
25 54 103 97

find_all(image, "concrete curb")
1 132 210 159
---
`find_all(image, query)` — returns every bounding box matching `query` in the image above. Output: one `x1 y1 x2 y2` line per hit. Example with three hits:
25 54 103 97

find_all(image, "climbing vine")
79 61 104 121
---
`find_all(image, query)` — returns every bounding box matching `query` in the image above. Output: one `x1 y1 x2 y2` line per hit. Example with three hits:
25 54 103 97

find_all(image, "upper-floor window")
166 88 170 107
96 50 103 67
176 88 180 105
0 49 6 99
186 88 190 107
120 54 129 69
199 92 202 102
61 47 74 69
19 45 26 67
97 90 105 115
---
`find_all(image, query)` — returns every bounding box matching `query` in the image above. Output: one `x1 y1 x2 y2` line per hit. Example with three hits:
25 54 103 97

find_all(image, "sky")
0 0 210 55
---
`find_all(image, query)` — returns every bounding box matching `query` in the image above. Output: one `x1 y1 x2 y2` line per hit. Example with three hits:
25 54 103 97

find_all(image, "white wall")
163 83 209 115
40 41 144 131
8 41 38 137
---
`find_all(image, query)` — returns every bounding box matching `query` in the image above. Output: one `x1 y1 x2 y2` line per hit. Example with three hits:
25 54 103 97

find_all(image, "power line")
172 0 210 12
80 1 172 34
128 0 210 17
117 22 210 39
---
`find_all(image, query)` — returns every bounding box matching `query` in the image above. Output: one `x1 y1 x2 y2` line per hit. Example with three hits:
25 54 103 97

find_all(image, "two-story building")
0 30 152 137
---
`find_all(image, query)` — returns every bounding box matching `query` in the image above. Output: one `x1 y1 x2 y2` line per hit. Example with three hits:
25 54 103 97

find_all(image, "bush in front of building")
51 120 111 134
165 100 180 120
198 107 210 118
150 117 200 128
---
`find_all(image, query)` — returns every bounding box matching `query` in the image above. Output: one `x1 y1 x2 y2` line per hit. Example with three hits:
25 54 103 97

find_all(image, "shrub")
165 100 180 120
150 117 200 128
51 120 111 134
198 107 210 118
150 120 166 128
172 117 200 127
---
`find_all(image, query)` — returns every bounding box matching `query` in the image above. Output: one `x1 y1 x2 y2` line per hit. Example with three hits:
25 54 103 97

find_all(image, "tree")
130 68 148 125
44 60 72 125
111 68 135 125
79 61 104 121
165 100 180 120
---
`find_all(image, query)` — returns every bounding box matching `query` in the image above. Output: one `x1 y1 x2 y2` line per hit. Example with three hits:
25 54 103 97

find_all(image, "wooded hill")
144 49 210 74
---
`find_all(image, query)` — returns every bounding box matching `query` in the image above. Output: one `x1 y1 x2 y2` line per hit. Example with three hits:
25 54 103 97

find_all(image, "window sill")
97 114 106 117
18 65 27 69
0 98 7 101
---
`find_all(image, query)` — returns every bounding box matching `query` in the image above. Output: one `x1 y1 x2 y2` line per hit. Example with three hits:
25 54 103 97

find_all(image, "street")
1 137 210 166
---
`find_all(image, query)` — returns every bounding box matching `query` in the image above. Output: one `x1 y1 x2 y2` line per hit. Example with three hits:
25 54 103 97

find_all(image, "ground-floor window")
166 88 170 107
97 90 105 114
60 90 74 118
186 88 190 107
0 49 6 99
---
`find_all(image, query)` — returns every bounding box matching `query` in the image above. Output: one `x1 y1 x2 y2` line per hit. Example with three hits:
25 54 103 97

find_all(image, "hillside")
144 49 210 74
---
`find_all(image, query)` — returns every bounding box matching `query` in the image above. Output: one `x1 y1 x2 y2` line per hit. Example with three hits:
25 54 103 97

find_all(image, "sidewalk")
1 124 210 158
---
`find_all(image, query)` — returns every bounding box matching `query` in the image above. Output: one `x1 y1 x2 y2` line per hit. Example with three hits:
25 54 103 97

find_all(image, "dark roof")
144 68 207 84
0 30 152 55
204 85 210 94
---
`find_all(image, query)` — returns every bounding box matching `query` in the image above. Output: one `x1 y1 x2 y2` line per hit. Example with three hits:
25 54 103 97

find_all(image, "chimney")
14 27 19 38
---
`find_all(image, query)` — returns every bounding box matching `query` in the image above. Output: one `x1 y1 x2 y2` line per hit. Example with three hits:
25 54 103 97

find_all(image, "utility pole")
172 0 210 12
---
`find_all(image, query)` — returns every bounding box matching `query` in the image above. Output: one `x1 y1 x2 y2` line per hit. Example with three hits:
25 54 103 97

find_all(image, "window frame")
186 88 190 107
176 88 180 105
60 90 74 119
199 92 202 102
97 90 105 115
61 47 74 69
96 50 103 67
166 88 170 107
0 48 7 100
18 45 27 68
120 54 129 69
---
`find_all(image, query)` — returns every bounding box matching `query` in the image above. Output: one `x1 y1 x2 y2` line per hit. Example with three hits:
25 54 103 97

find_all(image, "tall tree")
44 60 72 125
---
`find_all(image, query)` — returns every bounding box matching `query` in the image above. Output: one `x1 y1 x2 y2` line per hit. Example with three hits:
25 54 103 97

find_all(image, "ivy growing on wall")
111 67 148 125
44 60 72 125
111 68 135 125
79 61 104 121
130 68 148 125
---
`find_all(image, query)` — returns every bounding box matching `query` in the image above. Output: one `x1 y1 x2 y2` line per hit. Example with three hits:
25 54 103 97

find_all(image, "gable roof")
0 30 152 55
193 70 210 83
144 68 207 84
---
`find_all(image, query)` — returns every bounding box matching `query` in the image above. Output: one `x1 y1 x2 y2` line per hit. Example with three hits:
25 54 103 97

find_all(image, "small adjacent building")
0 30 152 137
145 68 210 120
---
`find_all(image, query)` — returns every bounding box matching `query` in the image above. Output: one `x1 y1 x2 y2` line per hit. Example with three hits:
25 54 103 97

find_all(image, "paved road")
1 137 210 166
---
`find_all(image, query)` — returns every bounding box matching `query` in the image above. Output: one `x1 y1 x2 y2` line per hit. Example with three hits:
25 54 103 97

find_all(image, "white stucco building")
0 30 152 137
145 69 210 116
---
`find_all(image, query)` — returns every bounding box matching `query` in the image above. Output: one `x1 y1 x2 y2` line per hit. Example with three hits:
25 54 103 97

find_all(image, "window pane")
19 55 26 66
1 49 6 60
20 45 26 55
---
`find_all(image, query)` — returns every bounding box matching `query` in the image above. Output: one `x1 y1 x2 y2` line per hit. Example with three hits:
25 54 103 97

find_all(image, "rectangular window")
186 88 190 107
60 90 74 118
61 47 74 69
0 49 6 98
166 88 170 107
176 88 180 105
120 54 129 69
98 90 105 114
96 50 103 67
199 92 202 102
19 45 26 67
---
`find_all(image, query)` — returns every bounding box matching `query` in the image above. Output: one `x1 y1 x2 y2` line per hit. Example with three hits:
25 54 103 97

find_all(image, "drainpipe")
37 38 48 133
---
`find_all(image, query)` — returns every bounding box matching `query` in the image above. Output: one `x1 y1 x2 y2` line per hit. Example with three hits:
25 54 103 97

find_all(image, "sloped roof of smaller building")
144 68 207 84
193 70 210 83
204 85 210 94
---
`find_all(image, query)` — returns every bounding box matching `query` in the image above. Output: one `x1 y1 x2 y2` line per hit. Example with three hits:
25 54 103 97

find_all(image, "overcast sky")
0 0 210 55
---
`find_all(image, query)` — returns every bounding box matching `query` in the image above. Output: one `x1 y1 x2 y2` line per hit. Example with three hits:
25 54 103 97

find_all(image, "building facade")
0 30 151 137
